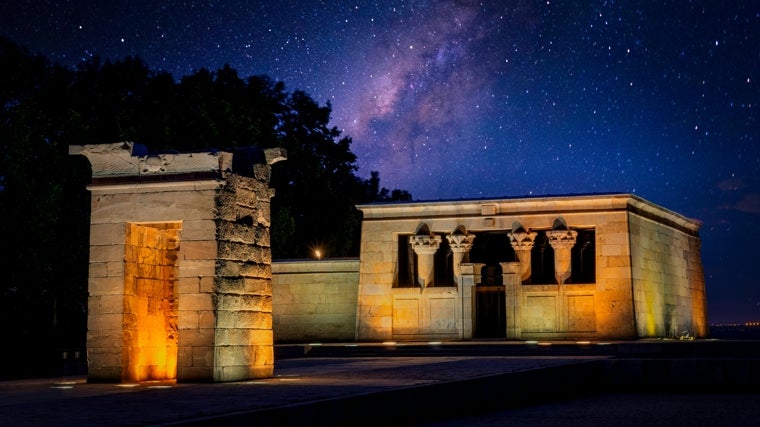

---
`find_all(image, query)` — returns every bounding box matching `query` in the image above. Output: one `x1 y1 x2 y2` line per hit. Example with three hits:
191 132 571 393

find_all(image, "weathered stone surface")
216 241 270 263
240 262 271 278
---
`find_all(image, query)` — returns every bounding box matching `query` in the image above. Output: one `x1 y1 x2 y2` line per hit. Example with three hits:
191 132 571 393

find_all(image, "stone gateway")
71 142 285 383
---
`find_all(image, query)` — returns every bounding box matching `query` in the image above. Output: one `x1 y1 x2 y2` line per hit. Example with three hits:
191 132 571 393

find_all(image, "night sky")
2 1 758 324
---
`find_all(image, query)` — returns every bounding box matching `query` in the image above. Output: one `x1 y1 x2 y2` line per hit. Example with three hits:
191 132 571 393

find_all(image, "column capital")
547 229 578 250
446 233 475 253
410 234 442 255
508 229 537 251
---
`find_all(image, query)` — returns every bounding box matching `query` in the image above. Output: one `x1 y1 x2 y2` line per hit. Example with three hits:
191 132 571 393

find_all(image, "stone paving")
418 392 760 427
1 340 758 427
0 354 602 426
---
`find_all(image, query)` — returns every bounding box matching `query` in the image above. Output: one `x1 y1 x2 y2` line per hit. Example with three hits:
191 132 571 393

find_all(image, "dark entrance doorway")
475 286 506 338
475 264 506 338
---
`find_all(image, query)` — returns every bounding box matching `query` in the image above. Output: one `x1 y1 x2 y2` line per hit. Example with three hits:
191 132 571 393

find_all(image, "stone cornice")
357 193 701 236
357 193 631 218
70 142 287 183
70 142 229 178
626 195 701 236
86 177 223 193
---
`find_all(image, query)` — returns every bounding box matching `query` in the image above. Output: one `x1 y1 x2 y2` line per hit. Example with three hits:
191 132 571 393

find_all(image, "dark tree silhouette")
0 36 410 378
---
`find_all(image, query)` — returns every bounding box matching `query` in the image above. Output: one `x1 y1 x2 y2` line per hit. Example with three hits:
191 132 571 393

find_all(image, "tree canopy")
0 36 411 378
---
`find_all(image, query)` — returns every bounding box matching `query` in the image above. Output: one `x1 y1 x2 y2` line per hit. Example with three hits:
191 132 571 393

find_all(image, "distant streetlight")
314 249 322 260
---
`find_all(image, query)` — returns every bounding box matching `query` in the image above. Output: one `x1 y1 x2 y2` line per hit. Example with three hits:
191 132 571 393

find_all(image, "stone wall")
272 259 359 342
629 210 708 338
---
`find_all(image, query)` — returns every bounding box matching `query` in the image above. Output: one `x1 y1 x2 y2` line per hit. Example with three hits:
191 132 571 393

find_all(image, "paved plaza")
1 341 758 426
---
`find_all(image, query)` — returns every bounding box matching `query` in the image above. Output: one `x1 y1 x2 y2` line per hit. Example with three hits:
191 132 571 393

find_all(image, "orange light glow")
124 222 181 382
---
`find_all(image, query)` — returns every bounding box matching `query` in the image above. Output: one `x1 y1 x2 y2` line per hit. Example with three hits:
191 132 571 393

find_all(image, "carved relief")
140 154 173 174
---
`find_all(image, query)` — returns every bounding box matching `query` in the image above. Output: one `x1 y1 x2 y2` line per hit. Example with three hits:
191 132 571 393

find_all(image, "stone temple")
273 194 708 343
73 143 708 383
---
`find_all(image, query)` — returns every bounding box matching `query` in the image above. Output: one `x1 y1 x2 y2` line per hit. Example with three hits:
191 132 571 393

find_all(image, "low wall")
272 259 360 342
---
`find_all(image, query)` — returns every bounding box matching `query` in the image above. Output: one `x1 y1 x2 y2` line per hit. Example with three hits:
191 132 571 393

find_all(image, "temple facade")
273 194 708 342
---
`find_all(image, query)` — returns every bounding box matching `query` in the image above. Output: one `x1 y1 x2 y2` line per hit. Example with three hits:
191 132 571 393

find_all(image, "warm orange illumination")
124 222 181 382
643 284 658 336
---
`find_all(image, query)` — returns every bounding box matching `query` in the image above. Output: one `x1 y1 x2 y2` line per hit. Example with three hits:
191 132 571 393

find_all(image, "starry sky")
2 0 758 324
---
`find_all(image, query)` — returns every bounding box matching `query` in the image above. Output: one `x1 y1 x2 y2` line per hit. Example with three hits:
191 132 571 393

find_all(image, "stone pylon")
70 142 285 383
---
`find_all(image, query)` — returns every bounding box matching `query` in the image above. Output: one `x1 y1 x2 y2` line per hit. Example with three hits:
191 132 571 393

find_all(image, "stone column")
446 233 475 286
459 263 476 339
547 229 578 285
472 263 486 286
508 228 537 283
410 234 441 289
500 262 522 339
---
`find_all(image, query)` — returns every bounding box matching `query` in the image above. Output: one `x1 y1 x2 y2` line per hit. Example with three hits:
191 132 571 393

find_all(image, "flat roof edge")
357 193 702 234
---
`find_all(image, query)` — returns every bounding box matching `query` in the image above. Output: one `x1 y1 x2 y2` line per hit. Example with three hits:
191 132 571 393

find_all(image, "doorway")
475 262 506 339
123 222 181 382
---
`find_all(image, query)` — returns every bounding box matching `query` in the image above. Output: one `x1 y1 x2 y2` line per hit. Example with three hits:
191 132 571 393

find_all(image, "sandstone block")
181 241 218 261
180 293 213 311
180 219 217 241
89 244 124 263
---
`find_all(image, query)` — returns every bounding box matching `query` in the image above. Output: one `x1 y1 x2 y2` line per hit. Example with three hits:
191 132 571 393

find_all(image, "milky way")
1 0 759 323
